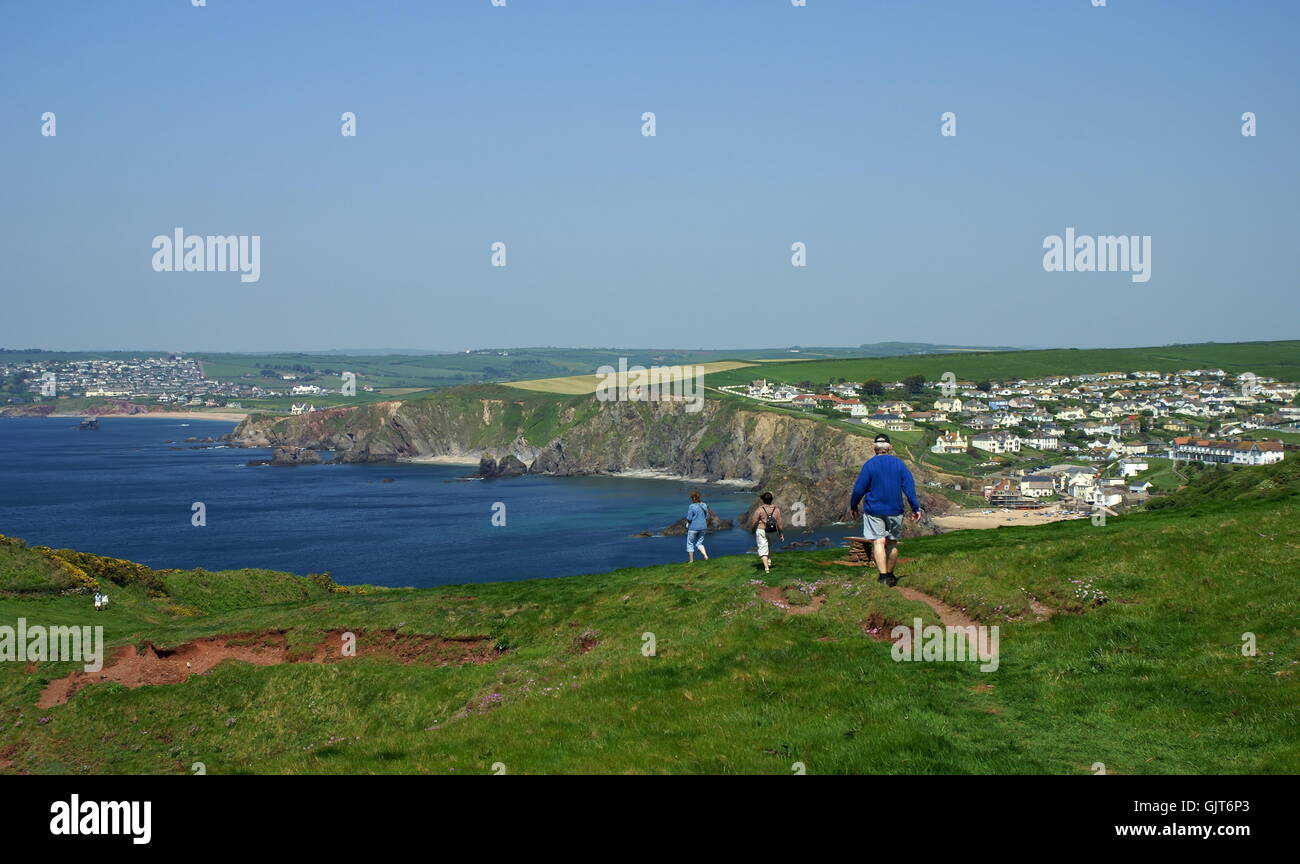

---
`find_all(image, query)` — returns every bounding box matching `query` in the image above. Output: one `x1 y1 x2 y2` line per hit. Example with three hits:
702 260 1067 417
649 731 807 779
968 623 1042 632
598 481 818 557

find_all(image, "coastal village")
0 354 374 413
721 367 1296 513
4 351 1297 516
1 355 263 408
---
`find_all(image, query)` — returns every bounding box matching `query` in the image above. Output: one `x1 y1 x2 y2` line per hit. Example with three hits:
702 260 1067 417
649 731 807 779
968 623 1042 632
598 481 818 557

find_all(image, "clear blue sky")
1 0 1296 352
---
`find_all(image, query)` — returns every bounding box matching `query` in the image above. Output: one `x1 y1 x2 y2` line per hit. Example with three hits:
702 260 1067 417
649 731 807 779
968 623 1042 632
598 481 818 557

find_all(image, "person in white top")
751 491 785 573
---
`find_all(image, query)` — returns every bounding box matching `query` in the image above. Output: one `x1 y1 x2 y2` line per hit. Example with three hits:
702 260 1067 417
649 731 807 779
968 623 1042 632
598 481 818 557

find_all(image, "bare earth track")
37 629 498 709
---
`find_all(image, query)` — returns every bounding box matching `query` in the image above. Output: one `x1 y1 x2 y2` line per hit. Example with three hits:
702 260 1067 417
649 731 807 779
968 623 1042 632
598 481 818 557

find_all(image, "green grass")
932 487 988 509
707 339 1300 390
1130 460 1188 492
0 463 1296 775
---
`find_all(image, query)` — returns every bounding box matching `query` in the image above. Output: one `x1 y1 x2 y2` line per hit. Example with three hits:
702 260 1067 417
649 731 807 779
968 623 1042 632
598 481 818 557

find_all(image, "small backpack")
762 506 778 533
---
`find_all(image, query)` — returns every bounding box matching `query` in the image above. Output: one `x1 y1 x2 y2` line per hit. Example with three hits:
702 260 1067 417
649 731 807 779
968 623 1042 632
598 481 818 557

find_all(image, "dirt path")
893 586 988 660
37 629 498 709
895 586 979 629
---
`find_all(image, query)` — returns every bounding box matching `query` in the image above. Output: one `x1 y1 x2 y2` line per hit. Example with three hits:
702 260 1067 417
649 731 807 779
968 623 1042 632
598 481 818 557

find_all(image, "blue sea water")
0 417 854 588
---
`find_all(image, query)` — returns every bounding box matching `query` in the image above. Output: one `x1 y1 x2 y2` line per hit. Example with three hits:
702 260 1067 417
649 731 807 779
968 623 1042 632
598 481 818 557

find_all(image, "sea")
0 417 856 588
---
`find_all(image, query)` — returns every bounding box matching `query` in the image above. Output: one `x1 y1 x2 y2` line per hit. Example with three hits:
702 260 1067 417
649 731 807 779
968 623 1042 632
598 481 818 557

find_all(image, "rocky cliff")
230 391 945 529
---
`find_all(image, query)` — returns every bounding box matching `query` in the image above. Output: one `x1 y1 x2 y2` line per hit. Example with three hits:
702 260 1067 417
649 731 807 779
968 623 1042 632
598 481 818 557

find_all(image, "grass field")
706 340 1300 389
1 461 1296 774
504 361 756 395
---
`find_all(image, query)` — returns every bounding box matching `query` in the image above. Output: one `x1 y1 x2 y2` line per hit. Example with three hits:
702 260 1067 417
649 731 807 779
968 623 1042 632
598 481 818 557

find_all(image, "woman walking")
751 492 784 573
685 490 710 563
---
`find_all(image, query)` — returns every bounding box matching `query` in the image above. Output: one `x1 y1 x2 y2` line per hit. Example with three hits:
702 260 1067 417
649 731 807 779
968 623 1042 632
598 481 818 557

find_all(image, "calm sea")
0 417 853 588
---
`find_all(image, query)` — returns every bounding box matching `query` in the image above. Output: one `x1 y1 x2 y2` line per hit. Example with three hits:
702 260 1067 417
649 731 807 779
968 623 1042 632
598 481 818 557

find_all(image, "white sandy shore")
932 508 1082 531
401 454 482 466
609 469 756 488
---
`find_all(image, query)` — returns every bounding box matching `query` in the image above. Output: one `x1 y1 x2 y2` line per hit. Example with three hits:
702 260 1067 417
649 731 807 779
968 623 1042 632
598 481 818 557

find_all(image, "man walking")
849 433 921 586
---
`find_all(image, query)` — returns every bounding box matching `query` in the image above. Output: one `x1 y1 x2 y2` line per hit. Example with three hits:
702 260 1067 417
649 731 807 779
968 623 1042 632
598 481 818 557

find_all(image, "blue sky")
1 0 1296 352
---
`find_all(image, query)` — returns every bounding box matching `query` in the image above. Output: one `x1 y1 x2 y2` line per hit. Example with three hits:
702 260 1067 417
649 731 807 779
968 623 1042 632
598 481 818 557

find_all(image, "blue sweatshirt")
686 502 709 530
850 453 920 517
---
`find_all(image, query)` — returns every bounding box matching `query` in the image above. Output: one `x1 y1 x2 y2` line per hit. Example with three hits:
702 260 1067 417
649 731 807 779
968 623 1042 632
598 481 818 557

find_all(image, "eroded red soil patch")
37 629 498 708
312 629 498 665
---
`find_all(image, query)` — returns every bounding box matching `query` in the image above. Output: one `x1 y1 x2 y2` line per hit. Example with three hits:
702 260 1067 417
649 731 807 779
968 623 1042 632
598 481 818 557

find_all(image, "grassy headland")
1 461 1296 774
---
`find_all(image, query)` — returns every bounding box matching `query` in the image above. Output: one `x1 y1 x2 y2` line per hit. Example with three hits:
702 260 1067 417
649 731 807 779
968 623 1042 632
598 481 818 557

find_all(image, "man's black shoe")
883 573 898 587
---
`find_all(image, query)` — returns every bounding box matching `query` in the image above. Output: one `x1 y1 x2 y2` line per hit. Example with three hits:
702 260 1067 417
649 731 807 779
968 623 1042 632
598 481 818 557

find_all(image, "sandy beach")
609 469 756 488
401 454 483 466
932 507 1082 532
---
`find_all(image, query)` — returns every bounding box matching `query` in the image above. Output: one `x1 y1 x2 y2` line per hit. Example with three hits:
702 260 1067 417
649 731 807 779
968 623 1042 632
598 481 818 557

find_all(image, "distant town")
0 354 374 413
722 367 1296 511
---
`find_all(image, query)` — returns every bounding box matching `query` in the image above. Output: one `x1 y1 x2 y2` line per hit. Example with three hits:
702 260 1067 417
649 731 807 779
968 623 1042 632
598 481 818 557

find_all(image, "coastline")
401 454 482 466
400 456 759 488
48 411 250 422
608 469 756 488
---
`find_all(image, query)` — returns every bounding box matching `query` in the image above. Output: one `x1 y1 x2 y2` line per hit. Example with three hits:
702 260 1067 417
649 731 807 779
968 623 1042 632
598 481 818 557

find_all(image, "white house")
1019 475 1056 498
1117 457 1149 478
1171 437 1286 465
972 431 1021 454
1022 431 1061 451
931 429 969 454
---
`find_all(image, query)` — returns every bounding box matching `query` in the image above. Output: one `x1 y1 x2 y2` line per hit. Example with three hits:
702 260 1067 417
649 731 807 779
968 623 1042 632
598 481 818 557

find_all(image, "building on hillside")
832 398 864 414
1170 437 1285 465
1050 466 1098 494
930 429 969 454
1084 486 1124 508
982 478 1040 508
864 413 914 432
1019 475 1056 498
934 397 963 413
1117 457 1150 477
1022 430 1061 451
972 431 1021 454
